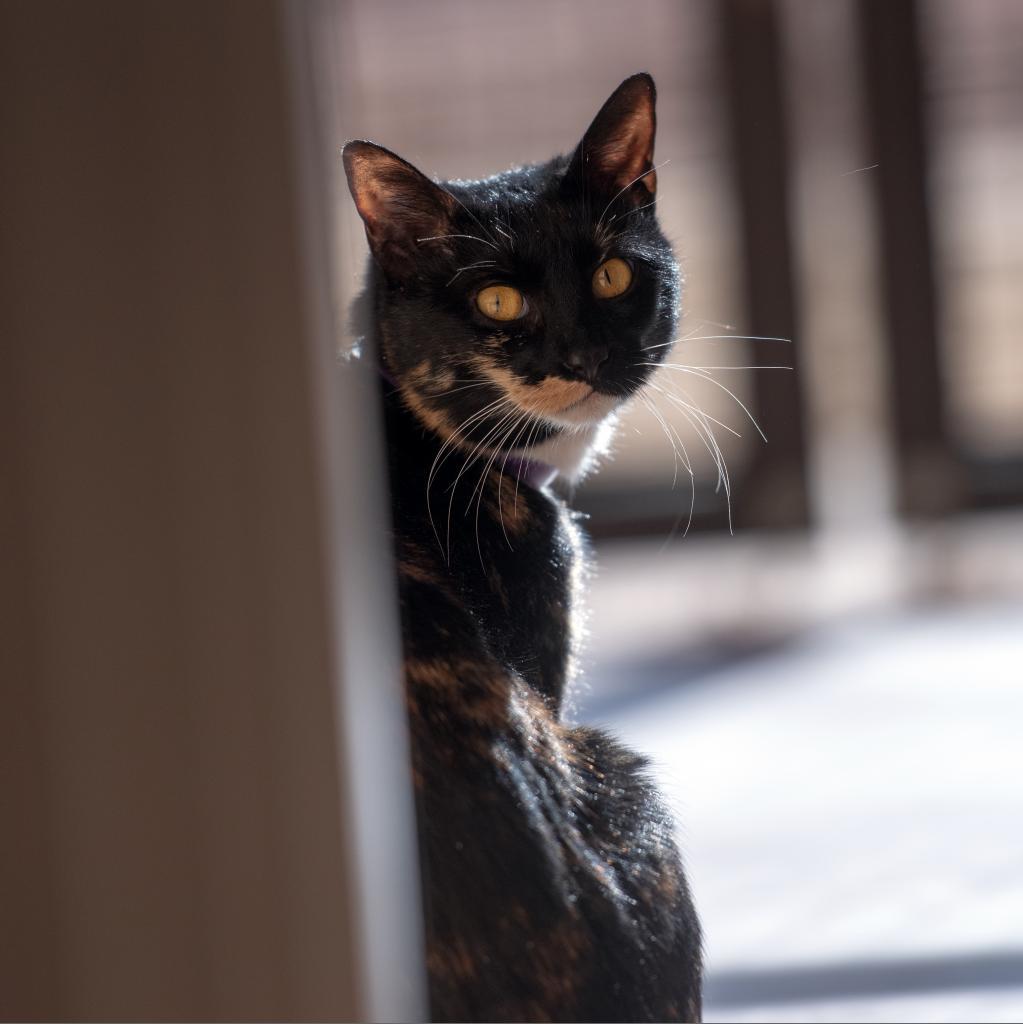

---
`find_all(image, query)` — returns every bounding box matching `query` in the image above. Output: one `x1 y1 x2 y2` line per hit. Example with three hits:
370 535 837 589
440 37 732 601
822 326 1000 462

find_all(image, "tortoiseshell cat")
343 74 702 1022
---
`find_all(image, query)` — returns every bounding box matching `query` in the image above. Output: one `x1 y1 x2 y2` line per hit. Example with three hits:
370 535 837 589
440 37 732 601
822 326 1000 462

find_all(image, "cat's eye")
592 258 633 299
476 285 526 321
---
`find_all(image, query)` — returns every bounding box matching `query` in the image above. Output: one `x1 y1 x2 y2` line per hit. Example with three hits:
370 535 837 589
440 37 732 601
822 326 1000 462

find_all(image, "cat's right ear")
566 73 658 209
342 141 457 279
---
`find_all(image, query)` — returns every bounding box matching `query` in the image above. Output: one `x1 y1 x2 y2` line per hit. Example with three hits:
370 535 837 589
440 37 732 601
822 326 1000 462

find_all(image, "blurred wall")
334 0 1023 536
0 2 384 1018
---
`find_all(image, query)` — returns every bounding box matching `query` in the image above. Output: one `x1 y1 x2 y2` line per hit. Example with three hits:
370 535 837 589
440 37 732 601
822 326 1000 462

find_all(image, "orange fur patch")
426 935 477 982
486 469 533 537
472 356 593 417
406 657 509 725
397 557 441 587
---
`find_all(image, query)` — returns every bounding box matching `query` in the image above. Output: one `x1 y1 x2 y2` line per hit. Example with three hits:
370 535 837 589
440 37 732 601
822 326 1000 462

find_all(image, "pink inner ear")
605 116 656 195
344 152 385 228
347 155 405 233
584 90 657 200
343 141 459 276
355 182 387 230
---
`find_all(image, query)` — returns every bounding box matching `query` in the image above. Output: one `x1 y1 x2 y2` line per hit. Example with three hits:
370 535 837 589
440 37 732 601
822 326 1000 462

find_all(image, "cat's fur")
344 74 702 1023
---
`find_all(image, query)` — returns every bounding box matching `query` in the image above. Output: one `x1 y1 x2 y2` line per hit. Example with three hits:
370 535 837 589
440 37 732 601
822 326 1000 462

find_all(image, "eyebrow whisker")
417 233 500 250
446 260 498 286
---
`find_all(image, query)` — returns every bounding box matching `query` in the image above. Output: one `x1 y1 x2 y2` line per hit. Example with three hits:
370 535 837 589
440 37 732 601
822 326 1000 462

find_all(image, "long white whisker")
643 333 791 352
417 233 499 250
638 362 768 443
446 404 522 562
427 380 495 398
677 401 734 534
426 395 514 553
622 198 658 219
597 158 671 229
651 406 698 544
637 388 697 548
494 412 537 549
662 364 793 371
446 260 498 286
493 222 516 244
439 185 503 247
641 388 692 483
514 416 548 512
467 406 531 567
428 394 510 497
476 410 534 558
643 393 681 485
651 382 743 439
466 408 529 516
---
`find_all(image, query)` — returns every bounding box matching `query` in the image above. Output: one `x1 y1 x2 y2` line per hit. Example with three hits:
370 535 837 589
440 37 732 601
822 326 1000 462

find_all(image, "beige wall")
0 3 422 1018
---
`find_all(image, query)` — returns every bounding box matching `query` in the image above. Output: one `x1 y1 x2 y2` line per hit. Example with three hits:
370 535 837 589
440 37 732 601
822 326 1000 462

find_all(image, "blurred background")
330 1 1023 1020
3 1 1021 1021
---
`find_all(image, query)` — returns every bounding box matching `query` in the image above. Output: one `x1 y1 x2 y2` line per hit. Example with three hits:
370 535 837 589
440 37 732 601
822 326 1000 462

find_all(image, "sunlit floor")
579 534 1023 1024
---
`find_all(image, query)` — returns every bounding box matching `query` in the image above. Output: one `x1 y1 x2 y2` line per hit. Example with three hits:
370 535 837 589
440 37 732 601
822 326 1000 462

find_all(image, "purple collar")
379 365 558 490
501 453 559 491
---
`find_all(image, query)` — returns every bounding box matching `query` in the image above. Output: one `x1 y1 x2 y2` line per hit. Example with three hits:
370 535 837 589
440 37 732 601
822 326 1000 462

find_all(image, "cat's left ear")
342 140 457 279
566 72 657 207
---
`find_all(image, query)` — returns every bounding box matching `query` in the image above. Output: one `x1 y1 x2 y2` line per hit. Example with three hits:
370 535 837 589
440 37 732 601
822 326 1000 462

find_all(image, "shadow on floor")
706 949 1023 1008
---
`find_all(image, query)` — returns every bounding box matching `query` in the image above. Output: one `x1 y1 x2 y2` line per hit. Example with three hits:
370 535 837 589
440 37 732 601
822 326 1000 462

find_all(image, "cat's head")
343 73 678 469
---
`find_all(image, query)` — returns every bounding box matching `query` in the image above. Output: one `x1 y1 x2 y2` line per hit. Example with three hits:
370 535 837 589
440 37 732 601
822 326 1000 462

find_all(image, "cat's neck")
501 453 559 491
528 419 617 484
376 357 617 489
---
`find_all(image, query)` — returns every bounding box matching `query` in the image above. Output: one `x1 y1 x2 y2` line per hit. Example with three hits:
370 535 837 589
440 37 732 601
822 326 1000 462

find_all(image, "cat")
343 73 702 1023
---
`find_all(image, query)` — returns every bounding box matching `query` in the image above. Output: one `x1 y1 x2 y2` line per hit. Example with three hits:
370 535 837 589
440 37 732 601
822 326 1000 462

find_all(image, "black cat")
343 73 702 1023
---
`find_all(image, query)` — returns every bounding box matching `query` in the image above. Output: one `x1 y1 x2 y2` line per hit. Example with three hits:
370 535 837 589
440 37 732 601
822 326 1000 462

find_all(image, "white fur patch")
530 416 618 483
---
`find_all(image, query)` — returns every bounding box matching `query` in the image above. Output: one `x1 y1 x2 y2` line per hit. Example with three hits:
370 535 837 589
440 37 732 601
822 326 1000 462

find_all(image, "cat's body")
345 75 702 1022
384 373 701 1023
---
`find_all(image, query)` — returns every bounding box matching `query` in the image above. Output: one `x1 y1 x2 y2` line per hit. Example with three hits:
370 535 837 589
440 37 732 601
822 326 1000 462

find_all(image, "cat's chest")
386 398 585 707
406 464 582 708
465 476 585 707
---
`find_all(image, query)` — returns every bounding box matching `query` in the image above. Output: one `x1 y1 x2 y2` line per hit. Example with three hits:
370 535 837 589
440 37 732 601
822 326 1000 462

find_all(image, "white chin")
544 391 623 429
530 414 619 483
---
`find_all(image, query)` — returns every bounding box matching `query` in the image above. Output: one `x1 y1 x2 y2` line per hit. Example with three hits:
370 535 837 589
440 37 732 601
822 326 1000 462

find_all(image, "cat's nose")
561 348 609 383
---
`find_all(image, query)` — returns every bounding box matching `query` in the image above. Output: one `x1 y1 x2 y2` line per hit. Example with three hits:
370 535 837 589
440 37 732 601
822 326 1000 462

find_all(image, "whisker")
465 405 531 565
507 412 553 510
678 402 732 528
471 416 521 567
683 333 792 344
639 362 768 443
493 411 537 552
658 387 742 439
493 222 516 244
447 404 521 562
429 395 510 486
466 408 528 517
596 158 671 229
643 333 791 352
417 233 500 250
426 395 513 553
641 391 689 486
621 198 658 219
637 388 697 548
660 480 697 550
438 185 502 247
644 367 738 534
427 380 494 398
660 364 792 372
689 317 738 332
446 260 498 286
514 416 547 512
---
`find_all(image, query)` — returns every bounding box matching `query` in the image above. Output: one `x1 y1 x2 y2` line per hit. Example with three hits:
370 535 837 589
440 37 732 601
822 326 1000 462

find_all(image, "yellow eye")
476 285 525 321
592 258 633 299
